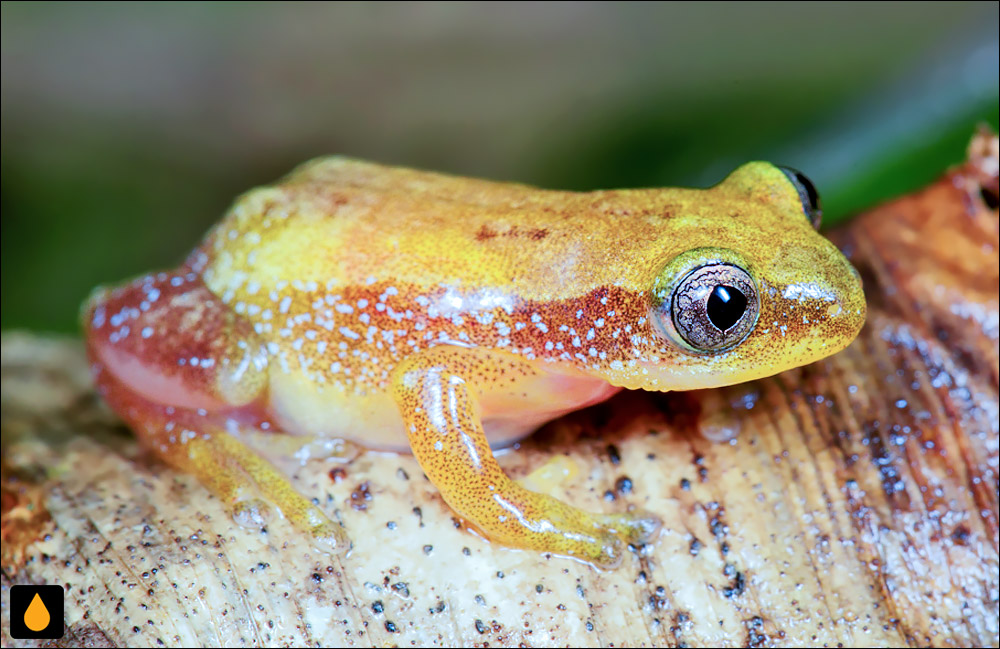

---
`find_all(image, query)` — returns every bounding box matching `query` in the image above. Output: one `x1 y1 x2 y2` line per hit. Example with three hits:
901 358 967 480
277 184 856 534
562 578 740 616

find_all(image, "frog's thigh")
390 345 661 568
84 274 268 411
85 275 347 552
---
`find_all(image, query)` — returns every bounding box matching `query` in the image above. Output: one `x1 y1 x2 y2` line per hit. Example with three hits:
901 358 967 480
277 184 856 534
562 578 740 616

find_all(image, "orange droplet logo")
24 592 51 632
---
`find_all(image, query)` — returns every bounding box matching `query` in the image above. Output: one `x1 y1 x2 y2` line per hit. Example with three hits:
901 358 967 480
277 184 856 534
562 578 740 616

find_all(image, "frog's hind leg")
84 271 348 553
391 346 661 569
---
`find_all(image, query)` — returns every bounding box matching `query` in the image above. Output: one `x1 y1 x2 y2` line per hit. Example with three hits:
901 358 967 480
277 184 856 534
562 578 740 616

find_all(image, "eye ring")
778 166 822 229
670 263 759 353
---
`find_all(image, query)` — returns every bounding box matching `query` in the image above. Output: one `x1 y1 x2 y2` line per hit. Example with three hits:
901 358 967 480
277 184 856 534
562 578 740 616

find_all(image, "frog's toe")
569 528 628 570
601 510 663 547
231 498 274 528
308 519 352 556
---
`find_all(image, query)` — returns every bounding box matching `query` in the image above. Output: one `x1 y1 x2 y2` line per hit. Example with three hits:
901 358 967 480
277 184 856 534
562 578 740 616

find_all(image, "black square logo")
9 584 64 639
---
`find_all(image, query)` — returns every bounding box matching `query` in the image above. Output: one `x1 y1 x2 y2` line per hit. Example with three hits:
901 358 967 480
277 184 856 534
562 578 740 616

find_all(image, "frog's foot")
488 490 662 568
94 371 349 553
392 346 661 569
187 430 349 553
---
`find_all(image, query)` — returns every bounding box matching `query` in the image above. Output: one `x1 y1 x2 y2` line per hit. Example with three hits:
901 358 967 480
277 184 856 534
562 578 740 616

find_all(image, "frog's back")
191 158 651 448
197 157 671 302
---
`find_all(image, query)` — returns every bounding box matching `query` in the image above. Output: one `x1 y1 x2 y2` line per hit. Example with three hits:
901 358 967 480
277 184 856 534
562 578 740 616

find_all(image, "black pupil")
707 285 746 331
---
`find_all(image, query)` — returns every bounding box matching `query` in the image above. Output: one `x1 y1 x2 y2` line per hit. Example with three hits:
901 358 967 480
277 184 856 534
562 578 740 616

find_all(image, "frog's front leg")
391 346 661 568
84 272 348 552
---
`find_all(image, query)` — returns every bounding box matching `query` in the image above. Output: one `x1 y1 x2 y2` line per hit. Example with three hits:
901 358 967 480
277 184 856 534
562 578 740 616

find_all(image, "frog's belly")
265 366 621 453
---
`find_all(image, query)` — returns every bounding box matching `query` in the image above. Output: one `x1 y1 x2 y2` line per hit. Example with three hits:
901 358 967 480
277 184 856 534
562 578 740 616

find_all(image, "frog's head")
635 162 866 390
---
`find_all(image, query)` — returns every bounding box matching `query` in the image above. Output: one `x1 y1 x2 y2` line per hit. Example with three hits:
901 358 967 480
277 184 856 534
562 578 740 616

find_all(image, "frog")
83 158 865 568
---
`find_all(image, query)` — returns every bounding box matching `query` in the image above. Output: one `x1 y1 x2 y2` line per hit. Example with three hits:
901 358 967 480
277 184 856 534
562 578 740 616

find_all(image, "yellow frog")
83 158 865 568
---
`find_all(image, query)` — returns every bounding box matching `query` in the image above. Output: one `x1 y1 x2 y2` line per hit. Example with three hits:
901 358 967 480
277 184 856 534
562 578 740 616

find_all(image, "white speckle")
782 283 835 302
339 326 360 340
279 296 292 314
141 326 154 339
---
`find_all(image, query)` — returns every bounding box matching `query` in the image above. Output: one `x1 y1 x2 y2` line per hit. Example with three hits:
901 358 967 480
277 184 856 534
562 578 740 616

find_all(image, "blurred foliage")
2 2 997 333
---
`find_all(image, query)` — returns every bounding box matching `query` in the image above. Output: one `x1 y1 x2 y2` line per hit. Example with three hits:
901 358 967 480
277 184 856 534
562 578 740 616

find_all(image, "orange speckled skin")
83 158 865 567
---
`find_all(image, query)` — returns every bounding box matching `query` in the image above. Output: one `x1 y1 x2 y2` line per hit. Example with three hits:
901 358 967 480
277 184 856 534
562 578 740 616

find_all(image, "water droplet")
25 593 50 632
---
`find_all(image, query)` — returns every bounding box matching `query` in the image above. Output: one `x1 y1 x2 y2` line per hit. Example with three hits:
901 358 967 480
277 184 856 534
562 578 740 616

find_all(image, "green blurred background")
2 2 997 333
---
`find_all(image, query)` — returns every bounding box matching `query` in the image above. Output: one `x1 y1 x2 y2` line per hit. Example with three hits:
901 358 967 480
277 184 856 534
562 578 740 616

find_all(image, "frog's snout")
831 256 867 345
800 248 866 353
764 238 867 364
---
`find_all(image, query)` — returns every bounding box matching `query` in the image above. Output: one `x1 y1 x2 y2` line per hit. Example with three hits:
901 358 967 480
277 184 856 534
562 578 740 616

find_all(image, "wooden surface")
2 132 997 648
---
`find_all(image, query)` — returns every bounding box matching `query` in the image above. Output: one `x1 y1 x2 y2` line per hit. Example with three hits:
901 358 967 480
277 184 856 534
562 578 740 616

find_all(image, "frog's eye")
670 263 759 352
778 166 822 229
